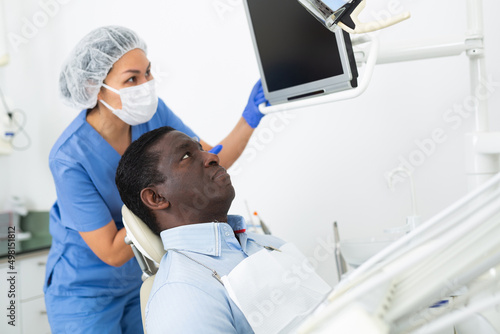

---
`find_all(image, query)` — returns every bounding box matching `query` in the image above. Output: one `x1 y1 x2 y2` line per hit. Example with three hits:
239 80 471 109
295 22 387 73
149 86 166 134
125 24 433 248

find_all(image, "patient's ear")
140 187 170 210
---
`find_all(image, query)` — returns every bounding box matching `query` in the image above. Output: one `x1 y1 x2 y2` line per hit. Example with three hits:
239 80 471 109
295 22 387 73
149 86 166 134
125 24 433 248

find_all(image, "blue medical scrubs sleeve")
146 282 239 334
50 158 112 232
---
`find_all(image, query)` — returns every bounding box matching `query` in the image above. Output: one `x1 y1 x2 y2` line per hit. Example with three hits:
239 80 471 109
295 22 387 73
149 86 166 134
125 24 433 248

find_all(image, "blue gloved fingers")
251 79 263 96
242 79 268 129
208 144 223 155
254 85 271 107
255 90 266 105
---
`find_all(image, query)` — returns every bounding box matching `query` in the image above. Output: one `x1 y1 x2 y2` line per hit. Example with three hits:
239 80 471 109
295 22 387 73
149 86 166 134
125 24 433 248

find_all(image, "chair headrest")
121 205 166 264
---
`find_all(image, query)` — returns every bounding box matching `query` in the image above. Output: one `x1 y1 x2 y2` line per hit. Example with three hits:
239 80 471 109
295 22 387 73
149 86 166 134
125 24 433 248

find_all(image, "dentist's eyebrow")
122 62 151 75
122 69 141 75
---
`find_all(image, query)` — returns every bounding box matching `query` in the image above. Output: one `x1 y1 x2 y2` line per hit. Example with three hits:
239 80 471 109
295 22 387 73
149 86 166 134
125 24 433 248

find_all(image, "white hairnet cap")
59 25 148 110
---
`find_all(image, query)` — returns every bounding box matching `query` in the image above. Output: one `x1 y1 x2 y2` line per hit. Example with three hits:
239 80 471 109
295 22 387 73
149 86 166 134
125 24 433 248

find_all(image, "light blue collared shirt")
145 215 285 334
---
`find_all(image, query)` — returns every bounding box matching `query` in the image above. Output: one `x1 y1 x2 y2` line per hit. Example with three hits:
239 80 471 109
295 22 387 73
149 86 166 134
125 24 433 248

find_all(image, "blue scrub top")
44 98 197 297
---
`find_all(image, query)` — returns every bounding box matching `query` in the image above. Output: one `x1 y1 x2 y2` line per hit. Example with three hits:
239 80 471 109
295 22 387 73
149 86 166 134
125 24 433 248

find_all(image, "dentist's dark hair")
116 126 176 235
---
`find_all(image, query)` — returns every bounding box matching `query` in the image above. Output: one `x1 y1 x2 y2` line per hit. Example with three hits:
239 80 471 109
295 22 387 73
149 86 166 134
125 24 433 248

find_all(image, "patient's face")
153 131 235 218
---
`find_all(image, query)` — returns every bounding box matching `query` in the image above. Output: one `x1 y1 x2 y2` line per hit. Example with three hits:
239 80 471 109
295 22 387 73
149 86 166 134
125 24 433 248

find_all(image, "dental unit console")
243 0 358 105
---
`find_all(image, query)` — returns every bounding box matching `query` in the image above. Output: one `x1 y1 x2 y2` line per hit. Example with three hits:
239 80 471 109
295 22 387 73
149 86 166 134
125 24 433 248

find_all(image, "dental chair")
121 205 166 334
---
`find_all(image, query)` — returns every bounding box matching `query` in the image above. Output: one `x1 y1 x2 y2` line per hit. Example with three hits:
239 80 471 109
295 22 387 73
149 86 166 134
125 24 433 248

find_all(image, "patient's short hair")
116 126 176 235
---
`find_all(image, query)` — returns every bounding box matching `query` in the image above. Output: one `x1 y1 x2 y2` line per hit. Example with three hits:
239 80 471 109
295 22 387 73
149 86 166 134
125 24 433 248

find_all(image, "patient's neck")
207 214 228 223
161 212 229 230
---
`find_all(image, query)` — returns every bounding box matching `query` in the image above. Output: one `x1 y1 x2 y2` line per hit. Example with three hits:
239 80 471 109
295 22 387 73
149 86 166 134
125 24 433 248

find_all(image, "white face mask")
100 79 158 126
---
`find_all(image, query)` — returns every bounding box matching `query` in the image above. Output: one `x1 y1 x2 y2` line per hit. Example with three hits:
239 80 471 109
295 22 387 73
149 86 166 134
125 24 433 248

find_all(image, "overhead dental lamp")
298 0 410 34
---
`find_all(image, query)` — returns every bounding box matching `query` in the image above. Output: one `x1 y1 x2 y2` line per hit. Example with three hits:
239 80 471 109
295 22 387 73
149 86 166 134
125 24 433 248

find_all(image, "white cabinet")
21 298 50 334
19 254 48 301
0 250 50 334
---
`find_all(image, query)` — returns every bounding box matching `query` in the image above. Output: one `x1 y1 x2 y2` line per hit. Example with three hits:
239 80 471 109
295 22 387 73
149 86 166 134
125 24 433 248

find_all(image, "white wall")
0 0 499 285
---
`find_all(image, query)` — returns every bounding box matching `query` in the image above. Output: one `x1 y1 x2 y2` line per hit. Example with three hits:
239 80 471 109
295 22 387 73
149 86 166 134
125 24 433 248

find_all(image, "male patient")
115 126 330 334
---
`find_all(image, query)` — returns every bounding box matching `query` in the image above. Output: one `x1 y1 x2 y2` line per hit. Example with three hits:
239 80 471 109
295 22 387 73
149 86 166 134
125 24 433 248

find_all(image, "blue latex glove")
208 145 223 155
242 79 268 128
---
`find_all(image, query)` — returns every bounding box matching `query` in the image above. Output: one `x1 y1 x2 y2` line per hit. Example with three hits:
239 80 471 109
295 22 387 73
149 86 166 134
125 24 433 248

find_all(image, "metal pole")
466 0 487 132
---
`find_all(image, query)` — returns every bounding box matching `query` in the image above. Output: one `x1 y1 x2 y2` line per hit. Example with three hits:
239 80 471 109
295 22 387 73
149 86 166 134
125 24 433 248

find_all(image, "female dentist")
43 25 266 334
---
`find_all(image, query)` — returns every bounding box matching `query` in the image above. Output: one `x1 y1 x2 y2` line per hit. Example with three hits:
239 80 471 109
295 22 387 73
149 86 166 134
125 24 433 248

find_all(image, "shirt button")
225 232 230 236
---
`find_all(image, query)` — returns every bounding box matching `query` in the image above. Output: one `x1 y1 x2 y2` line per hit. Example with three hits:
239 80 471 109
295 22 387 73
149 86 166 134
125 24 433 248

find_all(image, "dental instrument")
297 0 410 34
244 200 265 234
333 222 348 281
253 211 272 235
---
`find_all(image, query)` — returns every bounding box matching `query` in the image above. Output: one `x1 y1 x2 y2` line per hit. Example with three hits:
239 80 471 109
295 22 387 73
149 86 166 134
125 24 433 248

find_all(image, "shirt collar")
160 215 247 256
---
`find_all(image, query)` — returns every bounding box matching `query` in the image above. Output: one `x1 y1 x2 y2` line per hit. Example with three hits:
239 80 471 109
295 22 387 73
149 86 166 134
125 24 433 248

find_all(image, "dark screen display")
247 0 345 92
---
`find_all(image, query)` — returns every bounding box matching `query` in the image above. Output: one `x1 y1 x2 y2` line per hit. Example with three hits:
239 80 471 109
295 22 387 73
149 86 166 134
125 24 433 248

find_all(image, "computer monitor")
243 0 358 105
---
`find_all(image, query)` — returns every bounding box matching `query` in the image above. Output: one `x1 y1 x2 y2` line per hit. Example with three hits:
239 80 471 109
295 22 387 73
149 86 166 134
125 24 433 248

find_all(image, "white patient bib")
221 243 332 334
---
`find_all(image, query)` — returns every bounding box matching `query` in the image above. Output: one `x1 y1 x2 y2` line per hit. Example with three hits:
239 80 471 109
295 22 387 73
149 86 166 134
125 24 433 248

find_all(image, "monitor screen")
245 0 351 95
